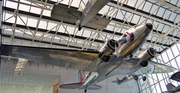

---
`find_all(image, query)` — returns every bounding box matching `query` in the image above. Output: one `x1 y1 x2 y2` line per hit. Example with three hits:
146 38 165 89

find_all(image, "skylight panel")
38 20 47 29
131 14 140 24
125 12 133 22
6 1 17 9
106 22 115 30
126 0 136 7
162 25 170 33
174 15 180 23
55 0 69 6
157 23 164 31
47 22 57 31
146 19 153 24
163 10 171 19
143 2 152 12
82 29 91 37
42 9 51 17
19 3 30 12
169 13 176 22
150 4 158 15
17 16 27 26
136 0 145 10
171 44 180 57
157 7 165 17
30 6 41 14
99 5 109 15
116 10 126 20
177 1 180 7
75 29 83 36
159 80 167 91
58 25 66 33
3 13 15 23
66 26 76 35
170 0 178 6
69 0 81 8
27 18 38 27
138 17 146 24
21 0 31 4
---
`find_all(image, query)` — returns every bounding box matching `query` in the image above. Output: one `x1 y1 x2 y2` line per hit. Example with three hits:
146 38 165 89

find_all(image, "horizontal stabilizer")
149 60 177 73
134 60 176 75
60 82 82 89
59 82 101 90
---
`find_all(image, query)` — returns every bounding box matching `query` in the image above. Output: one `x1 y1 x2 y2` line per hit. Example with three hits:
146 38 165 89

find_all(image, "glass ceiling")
2 0 180 53
1 0 180 93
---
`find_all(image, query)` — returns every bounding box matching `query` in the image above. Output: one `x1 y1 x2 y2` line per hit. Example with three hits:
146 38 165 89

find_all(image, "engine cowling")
137 48 156 67
99 39 118 56
99 39 118 62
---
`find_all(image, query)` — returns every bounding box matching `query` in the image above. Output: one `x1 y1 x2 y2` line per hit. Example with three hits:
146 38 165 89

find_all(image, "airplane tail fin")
78 70 85 82
166 83 176 91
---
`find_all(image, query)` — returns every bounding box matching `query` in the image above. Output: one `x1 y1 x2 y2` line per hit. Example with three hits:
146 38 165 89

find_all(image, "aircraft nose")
146 23 153 30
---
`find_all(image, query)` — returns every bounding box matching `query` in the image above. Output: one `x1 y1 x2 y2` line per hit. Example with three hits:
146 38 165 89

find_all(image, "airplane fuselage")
80 23 153 89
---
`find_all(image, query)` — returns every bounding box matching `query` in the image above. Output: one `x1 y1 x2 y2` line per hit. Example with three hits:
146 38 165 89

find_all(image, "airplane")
51 0 111 31
170 71 180 82
1 23 176 93
162 83 180 93
162 71 180 93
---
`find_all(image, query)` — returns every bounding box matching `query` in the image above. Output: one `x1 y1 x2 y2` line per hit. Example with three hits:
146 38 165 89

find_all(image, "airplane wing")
133 60 177 75
51 4 110 30
1 44 99 71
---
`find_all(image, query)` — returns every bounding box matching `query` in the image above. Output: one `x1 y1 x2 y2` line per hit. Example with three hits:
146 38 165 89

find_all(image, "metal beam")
2 21 171 48
3 3 179 41
152 0 180 13
108 1 179 27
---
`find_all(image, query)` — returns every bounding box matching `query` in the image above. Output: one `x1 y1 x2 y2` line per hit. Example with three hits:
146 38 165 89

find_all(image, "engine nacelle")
99 39 118 56
99 39 118 62
137 48 156 67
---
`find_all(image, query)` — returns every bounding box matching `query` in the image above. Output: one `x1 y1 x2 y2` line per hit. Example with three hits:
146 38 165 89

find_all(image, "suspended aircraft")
162 72 180 93
162 83 180 93
1 23 176 93
51 0 111 31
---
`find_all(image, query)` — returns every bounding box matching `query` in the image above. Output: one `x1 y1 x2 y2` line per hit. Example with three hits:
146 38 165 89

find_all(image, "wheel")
84 89 87 93
102 55 110 62
78 26 82 31
143 76 146 81
134 76 138 81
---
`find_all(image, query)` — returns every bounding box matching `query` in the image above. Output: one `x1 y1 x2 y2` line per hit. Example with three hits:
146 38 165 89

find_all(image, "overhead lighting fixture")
14 58 28 75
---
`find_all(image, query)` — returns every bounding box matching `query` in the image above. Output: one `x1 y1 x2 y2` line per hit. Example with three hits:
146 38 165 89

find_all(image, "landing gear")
75 20 82 31
134 75 138 81
78 26 82 31
84 89 87 93
143 76 146 81
98 52 110 62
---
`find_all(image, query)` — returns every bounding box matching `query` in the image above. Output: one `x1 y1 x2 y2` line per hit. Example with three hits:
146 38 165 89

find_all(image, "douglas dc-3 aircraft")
1 23 176 93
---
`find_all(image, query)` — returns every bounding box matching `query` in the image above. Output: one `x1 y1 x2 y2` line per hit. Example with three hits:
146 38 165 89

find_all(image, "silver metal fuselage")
81 24 152 89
